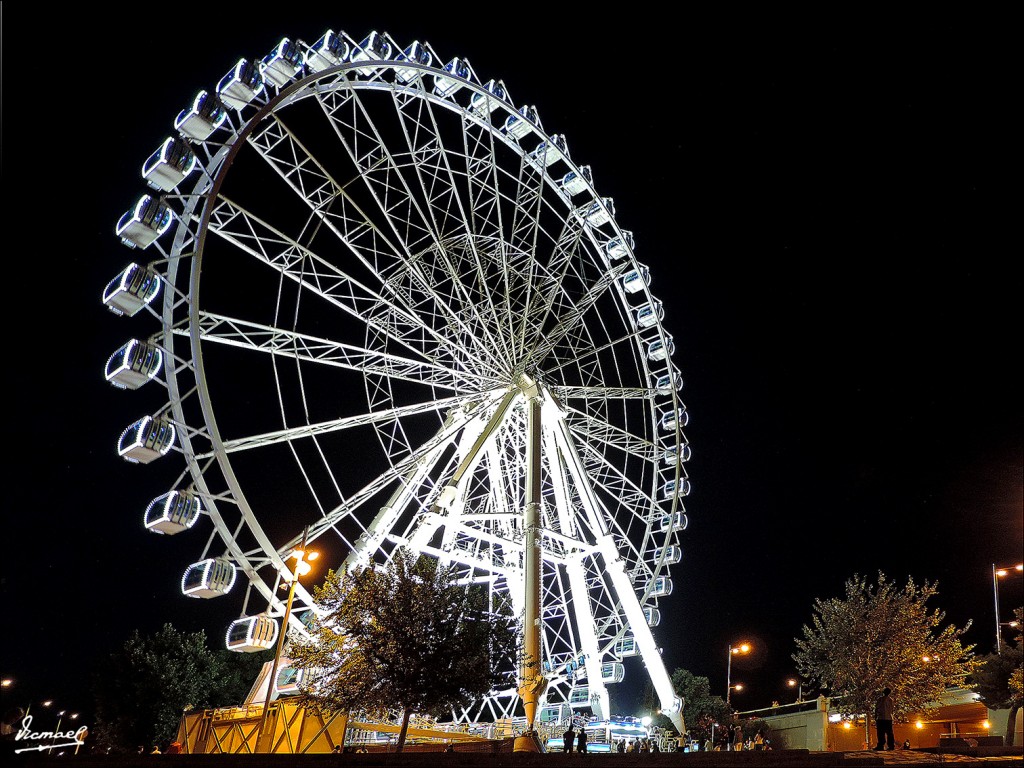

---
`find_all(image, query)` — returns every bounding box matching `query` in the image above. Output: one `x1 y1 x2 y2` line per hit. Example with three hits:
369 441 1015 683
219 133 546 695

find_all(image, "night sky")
4 9 1020 727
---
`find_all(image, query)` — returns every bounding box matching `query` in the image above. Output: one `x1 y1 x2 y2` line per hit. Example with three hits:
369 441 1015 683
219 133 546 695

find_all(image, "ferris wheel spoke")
385 89 516 364
314 86 509 376
521 258 630 371
242 115 505 379
205 391 472 456
310 391 507 543
206 194 499 378
186 311 473 390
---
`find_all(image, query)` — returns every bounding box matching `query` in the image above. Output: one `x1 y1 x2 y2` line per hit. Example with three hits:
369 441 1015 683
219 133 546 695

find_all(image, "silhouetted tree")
289 548 520 752
793 572 981 728
92 623 271 752
971 606 1023 746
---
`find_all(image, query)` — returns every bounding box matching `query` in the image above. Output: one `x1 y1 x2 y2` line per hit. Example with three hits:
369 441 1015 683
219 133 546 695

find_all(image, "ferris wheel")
103 28 691 732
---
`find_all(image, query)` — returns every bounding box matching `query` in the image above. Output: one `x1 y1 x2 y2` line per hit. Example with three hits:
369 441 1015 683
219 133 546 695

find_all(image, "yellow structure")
176 701 493 754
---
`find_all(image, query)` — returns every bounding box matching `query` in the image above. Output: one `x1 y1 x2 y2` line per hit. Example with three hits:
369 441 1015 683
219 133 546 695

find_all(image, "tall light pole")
993 562 1024 653
257 527 318 753
726 642 750 705
787 678 803 703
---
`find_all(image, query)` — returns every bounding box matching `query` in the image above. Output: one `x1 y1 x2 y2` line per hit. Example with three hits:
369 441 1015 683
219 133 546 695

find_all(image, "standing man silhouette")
874 687 895 751
562 725 574 754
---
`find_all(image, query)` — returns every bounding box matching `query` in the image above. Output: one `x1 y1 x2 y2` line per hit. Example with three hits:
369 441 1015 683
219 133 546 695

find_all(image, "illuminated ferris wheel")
102 28 690 731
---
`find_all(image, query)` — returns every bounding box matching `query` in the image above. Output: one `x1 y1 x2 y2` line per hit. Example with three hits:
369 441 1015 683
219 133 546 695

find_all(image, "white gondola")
615 635 638 657
395 40 432 83
105 339 163 390
657 511 688 533
569 686 590 706
581 196 614 227
306 29 351 73
142 137 197 192
604 230 634 261
651 367 683 395
528 134 568 168
622 264 650 293
662 477 691 499
601 662 625 684
659 406 689 432
653 545 682 565
434 56 476 97
260 37 304 88
652 576 673 597
662 443 692 465
274 664 306 695
560 165 593 196
647 335 675 361
350 31 393 76
116 195 173 249
174 90 227 142
644 607 661 626
102 263 161 317
216 58 265 111
118 415 176 464
469 79 508 116
634 300 664 330
144 490 202 535
182 557 237 598
226 614 279 652
503 104 539 140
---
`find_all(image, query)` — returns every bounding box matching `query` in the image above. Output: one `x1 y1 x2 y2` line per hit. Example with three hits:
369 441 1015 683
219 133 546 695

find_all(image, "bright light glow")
983 721 990 730
731 643 751 655
641 716 652 727
842 722 851 730
1 679 11 687
42 701 53 707
296 560 312 576
307 551 320 561
916 721 923 729
733 684 744 692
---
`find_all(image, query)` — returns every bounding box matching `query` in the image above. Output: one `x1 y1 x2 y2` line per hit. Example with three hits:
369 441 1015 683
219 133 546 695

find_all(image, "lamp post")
726 642 750 705
256 527 318 752
787 678 803 703
992 562 1024 653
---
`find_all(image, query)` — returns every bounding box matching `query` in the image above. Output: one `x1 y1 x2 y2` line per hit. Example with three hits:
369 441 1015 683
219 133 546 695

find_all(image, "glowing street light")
726 642 751 705
787 678 803 703
256 527 318 752
992 562 1023 653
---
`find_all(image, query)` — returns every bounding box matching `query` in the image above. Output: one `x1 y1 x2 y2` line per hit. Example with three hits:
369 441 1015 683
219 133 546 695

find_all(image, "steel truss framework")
105 28 691 732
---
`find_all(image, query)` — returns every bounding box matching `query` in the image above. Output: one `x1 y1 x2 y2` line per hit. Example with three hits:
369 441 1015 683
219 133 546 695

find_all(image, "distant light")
0 679 12 688
983 721 991 730
641 716 652 727
842 722 851 730
916 721 923 729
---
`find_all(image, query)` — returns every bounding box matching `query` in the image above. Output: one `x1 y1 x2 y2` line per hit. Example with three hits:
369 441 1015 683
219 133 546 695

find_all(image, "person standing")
576 727 587 754
562 725 574 754
732 724 743 751
874 687 895 751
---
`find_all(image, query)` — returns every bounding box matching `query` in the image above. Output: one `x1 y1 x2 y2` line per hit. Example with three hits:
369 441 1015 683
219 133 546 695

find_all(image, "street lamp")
992 562 1023 653
726 642 751 705
787 678 803 703
256 527 318 752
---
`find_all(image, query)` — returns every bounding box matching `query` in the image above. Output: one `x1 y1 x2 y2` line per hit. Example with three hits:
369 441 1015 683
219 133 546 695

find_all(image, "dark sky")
4 10 1020 725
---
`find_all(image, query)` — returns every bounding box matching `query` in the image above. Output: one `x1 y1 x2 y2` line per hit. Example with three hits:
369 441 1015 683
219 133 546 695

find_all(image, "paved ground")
9 747 1023 767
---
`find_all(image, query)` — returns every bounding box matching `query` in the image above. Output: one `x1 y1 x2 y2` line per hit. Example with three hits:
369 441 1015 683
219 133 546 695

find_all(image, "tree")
92 623 271 752
971 606 1023 746
668 668 732 747
289 547 520 752
793 572 982 727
